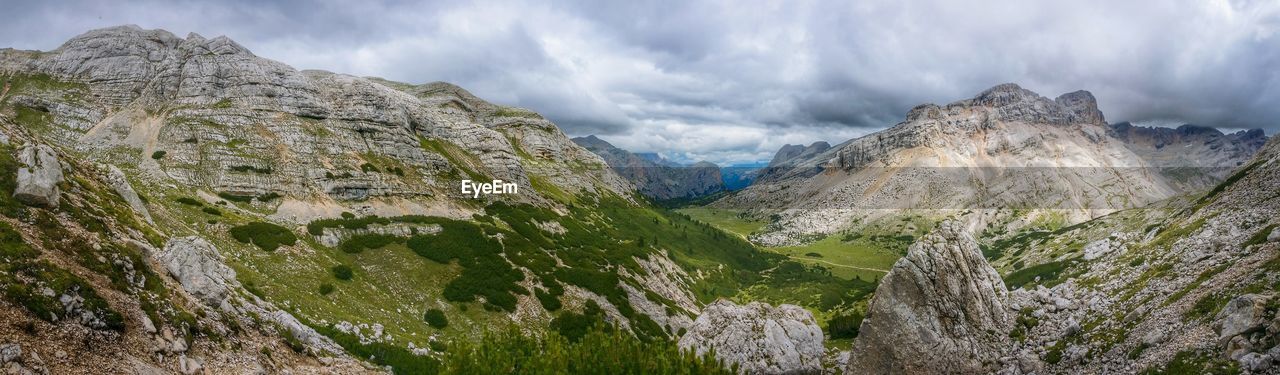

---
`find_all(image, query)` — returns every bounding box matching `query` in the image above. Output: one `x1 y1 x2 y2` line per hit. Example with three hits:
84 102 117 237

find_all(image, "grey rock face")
1054 90 1106 125
1215 294 1271 342
679 300 824 374
158 236 237 310
768 142 831 169
0 343 19 363
178 355 202 375
970 83 1103 126
1238 352 1272 372
848 221 1010 374
102 164 152 223
156 236 345 355
263 309 345 355
13 144 63 207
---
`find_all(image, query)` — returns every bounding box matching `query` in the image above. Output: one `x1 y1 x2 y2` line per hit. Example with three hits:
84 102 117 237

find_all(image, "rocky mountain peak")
57 24 182 54
965 83 1104 126
59 25 254 57
1107 122 1267 173
973 82 1042 104
848 220 1010 373
768 141 830 168
571 134 613 150
1054 90 1105 124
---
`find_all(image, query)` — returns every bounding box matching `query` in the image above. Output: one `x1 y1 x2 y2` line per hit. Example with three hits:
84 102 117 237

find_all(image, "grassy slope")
680 208 937 282
676 208 766 238
772 235 899 282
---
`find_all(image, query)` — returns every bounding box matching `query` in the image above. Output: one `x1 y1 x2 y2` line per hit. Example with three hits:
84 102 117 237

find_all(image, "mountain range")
716 83 1266 247
0 25 1277 375
0 25 849 374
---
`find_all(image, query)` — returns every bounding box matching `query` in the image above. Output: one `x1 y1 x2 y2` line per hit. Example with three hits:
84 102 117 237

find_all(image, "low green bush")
424 308 448 328
549 300 604 342
339 234 400 253
217 192 254 203
229 165 272 174
229 222 297 251
151 150 166 159
175 197 203 207
827 309 864 339
332 265 353 280
319 283 335 295
442 324 733 374
1004 261 1066 290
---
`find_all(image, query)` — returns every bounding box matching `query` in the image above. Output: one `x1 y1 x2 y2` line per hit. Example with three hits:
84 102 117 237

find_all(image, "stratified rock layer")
848 221 1010 374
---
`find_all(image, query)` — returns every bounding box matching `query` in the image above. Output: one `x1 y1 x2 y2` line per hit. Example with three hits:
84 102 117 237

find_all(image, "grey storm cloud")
1 0 1278 164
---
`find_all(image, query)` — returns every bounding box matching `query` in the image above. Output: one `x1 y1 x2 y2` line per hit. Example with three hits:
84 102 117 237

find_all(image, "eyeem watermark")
461 179 518 198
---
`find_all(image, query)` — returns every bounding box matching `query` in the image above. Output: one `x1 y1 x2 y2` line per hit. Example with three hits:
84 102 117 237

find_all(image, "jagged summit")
58 24 253 57
768 141 830 168
962 83 1105 126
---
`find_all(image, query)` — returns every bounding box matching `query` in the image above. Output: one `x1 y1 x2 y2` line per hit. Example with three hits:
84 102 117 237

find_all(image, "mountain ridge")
571 135 725 200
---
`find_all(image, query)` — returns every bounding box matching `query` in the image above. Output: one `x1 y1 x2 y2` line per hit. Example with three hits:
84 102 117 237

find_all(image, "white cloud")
1 0 1277 164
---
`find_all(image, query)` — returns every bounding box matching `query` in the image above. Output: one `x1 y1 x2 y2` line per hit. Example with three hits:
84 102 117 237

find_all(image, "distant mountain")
572 135 725 200
1108 122 1267 189
721 162 767 190
718 83 1267 246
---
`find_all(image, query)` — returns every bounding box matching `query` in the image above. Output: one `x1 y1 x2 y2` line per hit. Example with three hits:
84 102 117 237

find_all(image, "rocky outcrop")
102 164 152 223
848 221 1010 374
678 300 824 374
0 343 45 375
573 135 724 200
13 144 63 207
157 236 237 311
1215 294 1271 343
155 236 345 355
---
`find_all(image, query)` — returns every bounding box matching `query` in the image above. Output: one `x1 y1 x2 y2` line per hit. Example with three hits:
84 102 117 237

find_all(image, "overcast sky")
1 0 1278 164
